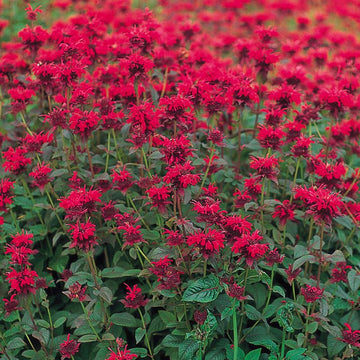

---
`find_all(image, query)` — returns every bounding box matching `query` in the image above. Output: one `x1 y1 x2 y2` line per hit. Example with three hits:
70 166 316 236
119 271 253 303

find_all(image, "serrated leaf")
285 348 307 359
293 254 316 271
244 304 262 321
78 334 98 343
221 306 233 321
327 335 346 358
273 286 285 298
109 313 138 327
102 333 115 341
162 335 183 348
348 270 360 292
101 267 126 278
135 327 146 344
7 337 26 350
54 317 67 328
179 339 200 360
245 348 261 360
159 310 177 325
37 319 50 329
182 275 221 303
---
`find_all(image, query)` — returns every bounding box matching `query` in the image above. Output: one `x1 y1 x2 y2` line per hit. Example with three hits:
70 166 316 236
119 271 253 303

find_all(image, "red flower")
294 185 343 226
2 147 31 175
117 224 144 248
63 282 88 302
5 231 37 266
231 230 269 267
150 256 183 290
284 264 302 285
69 110 99 140
67 220 98 252
330 262 352 283
291 135 314 158
3 294 20 316
301 285 324 303
272 200 295 227
7 268 38 295
111 167 133 193
187 228 225 259
193 310 208 325
22 132 53 153
163 229 184 247
265 248 284 266
106 345 138 360
0 179 14 212
59 334 80 359
160 136 194 166
146 185 171 214
257 125 285 151
121 284 148 309
226 282 247 301
29 163 52 191
340 323 360 347
250 154 279 183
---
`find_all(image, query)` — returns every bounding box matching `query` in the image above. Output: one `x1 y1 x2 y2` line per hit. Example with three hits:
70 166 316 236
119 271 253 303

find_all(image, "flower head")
121 284 148 309
59 334 80 359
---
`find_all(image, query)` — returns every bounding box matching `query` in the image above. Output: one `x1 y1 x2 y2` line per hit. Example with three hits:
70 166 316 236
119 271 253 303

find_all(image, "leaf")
221 306 233 321
293 254 316 271
131 348 148 358
98 287 113 304
22 350 37 359
245 348 261 360
159 310 177 325
182 275 221 303
247 339 278 353
244 304 262 321
273 286 285 298
285 348 307 360
306 322 318 334
54 317 67 328
327 335 346 358
135 327 146 344
334 215 353 230
102 333 115 341
348 270 360 292
162 335 183 348
141 229 160 241
37 319 50 329
7 337 26 350
325 250 346 264
101 267 126 278
78 334 98 343
149 151 164 160
109 313 138 327
179 339 200 360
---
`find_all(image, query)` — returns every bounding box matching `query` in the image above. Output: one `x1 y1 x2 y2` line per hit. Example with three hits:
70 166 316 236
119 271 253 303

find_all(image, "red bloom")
7 86 36 113
120 53 154 80
69 110 99 140
7 268 38 295
59 187 101 220
330 262 352 283
163 161 200 193
146 185 171 214
301 285 324 303
294 185 343 226
118 224 144 248
291 135 314 158
163 229 184 247
272 200 295 227
63 282 88 302
2 147 31 175
250 154 279 183
3 294 20 316
193 310 208 325
284 264 302 285
67 220 98 252
340 323 360 347
0 179 14 212
106 345 138 360
187 228 225 259
111 167 133 193
231 230 269 267
265 248 284 266
150 256 183 290
22 132 53 153
59 334 80 360
121 284 148 309
257 125 285 151
5 231 37 266
160 136 194 166
29 163 52 191
226 282 247 301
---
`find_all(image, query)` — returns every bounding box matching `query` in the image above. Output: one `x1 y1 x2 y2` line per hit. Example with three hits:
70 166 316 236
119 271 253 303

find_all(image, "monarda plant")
0 0 359 359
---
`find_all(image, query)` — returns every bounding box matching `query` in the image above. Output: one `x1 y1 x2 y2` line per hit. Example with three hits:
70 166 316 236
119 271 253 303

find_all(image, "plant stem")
105 130 111 173
138 308 154 358
317 222 325 287
86 140 95 177
233 300 238 360
280 327 286 359
80 301 101 341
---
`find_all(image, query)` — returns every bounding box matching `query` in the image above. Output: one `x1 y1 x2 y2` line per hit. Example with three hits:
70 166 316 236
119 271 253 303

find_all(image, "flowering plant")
0 0 360 359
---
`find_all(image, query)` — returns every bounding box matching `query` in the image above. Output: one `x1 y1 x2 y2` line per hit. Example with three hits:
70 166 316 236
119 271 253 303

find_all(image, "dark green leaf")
135 327 146 344
54 317 66 329
78 334 98 343
7 337 26 350
182 275 221 303
179 339 200 360
244 348 261 360
110 313 138 327
327 335 346 358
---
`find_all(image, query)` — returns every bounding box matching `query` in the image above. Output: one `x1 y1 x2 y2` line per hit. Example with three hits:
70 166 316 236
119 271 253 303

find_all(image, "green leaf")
182 275 221 303
102 333 115 341
7 337 26 350
285 348 307 360
179 339 200 360
293 254 316 271
141 229 160 240
273 285 285 298
245 348 261 360
98 287 113 304
221 306 233 321
348 270 360 292
244 304 262 321
78 334 98 343
247 339 278 353
135 327 146 344
101 267 126 278
131 348 148 358
327 335 346 358
159 310 177 325
54 317 67 328
22 350 37 358
109 313 138 327
162 335 183 348
37 319 50 329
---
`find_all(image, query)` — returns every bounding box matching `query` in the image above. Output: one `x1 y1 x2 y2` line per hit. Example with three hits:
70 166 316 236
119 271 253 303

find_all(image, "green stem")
317 222 325 287
233 300 238 360
80 301 101 341
138 308 153 358
105 131 111 173
289 157 301 204
127 196 151 231
203 259 207 278
112 129 122 163
45 305 54 352
280 327 286 359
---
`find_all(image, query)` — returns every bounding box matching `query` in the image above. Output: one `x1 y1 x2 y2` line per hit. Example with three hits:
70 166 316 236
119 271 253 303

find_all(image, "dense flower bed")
0 0 360 359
